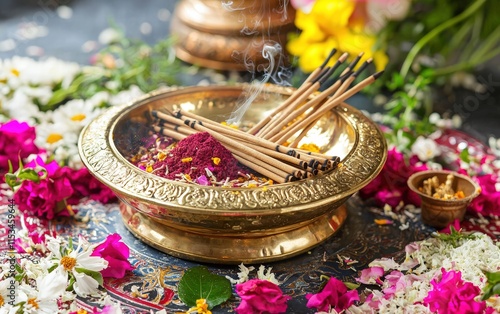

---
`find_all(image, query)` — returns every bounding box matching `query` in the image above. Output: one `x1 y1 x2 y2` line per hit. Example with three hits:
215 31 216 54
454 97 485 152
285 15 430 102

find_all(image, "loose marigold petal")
211 157 221 165
374 219 393 225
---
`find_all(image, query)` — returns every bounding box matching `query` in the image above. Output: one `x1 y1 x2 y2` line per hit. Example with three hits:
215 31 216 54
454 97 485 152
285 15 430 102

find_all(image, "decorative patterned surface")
5 194 499 312
0 195 434 313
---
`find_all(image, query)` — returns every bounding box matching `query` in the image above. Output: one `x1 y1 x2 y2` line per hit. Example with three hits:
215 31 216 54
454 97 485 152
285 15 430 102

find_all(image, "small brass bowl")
78 84 387 264
407 170 481 229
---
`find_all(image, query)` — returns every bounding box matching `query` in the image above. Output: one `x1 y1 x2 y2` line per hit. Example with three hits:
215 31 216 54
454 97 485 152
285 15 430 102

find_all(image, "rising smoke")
224 0 294 125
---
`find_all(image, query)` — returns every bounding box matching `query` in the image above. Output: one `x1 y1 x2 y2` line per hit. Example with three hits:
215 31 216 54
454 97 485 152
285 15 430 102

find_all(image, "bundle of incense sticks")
148 49 383 183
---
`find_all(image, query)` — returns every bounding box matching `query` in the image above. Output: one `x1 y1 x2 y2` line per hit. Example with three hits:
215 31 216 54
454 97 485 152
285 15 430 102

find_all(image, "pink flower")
374 187 404 208
63 167 116 204
305 277 359 312
382 271 422 299
356 266 385 285
14 156 74 220
0 120 40 172
91 233 134 278
235 279 291 314
14 175 73 220
423 268 486 314
359 148 428 208
469 174 500 216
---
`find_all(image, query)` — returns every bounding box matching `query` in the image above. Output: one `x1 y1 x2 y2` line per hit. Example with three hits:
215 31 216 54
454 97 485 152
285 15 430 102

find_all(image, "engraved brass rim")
78 84 387 263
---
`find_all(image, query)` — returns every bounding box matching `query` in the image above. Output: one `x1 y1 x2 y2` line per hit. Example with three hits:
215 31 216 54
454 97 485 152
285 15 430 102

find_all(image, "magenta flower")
423 268 486 314
0 120 40 172
305 277 359 312
235 279 291 314
469 174 500 216
63 167 116 204
14 156 74 220
91 233 134 278
359 147 428 208
356 266 385 285
14 174 73 220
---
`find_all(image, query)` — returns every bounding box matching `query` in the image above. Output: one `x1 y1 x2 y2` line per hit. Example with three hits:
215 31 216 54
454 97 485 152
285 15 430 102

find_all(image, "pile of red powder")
163 132 244 181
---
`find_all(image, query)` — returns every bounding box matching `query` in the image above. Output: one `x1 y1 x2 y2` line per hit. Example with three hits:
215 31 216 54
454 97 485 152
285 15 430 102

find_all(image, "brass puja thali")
78 84 387 264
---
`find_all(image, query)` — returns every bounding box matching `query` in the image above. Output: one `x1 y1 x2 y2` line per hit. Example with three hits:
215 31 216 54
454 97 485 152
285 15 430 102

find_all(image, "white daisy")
2 88 47 124
0 56 32 90
19 58 80 88
51 98 102 132
0 279 15 310
16 283 59 314
34 121 78 153
40 236 108 298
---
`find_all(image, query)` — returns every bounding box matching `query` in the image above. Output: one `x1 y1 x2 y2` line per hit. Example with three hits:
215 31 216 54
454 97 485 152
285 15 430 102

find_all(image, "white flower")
0 56 79 89
256 265 280 285
98 27 123 45
16 283 59 314
51 98 102 133
368 257 400 271
226 263 255 284
34 121 78 153
0 279 16 310
1 89 47 124
411 136 440 161
40 236 108 298
489 136 500 158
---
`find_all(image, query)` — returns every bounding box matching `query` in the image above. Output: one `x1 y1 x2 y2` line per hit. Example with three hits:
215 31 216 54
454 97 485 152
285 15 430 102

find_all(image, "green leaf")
17 169 41 183
484 270 500 283
459 148 470 163
178 266 232 309
344 281 360 290
74 267 104 286
4 173 20 190
434 226 476 247
47 263 58 273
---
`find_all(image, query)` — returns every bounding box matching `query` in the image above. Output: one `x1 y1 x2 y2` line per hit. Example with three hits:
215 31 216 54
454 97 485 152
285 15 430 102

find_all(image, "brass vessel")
78 84 387 264
408 170 481 229
170 0 296 71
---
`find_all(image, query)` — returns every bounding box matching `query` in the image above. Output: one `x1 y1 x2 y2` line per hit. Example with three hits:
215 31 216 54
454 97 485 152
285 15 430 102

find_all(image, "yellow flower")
310 0 355 32
186 299 212 314
299 143 320 153
288 0 388 73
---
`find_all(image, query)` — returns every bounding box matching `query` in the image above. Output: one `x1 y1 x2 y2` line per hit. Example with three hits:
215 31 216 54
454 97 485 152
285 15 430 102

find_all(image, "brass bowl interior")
112 85 355 164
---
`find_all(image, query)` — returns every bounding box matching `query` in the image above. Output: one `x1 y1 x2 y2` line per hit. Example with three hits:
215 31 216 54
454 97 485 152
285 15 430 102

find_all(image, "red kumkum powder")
162 132 244 181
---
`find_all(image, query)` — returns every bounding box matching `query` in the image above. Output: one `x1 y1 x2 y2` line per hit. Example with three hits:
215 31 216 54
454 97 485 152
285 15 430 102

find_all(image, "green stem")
433 46 500 77
399 0 486 79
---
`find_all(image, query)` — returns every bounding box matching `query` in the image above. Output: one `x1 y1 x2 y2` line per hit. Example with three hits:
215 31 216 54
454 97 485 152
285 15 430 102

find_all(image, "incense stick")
147 48 382 184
